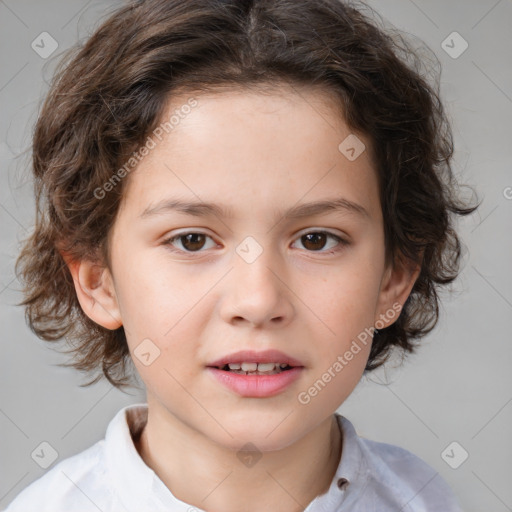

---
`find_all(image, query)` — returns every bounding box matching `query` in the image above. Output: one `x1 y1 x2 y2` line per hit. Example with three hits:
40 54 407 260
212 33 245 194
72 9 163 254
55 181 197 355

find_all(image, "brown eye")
165 232 216 253
301 232 328 251
293 231 347 253
180 233 207 251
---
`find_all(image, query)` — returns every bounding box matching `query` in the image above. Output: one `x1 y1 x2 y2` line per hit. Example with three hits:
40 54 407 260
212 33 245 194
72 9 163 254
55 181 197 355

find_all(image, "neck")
135 405 343 512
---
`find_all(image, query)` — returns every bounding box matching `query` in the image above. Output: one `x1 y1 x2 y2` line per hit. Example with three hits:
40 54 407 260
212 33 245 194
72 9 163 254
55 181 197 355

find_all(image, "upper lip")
207 349 304 368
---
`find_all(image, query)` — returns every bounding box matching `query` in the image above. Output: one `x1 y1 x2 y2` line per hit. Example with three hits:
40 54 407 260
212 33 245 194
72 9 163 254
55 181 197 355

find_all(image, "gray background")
0 1 511 511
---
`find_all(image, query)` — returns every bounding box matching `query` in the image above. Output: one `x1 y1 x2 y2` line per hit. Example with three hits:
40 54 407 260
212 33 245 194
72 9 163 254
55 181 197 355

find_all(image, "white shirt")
4 403 464 511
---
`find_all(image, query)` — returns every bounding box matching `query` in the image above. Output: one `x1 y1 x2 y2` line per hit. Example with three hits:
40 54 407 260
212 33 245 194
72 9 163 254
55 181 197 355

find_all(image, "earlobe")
61 251 122 330
375 255 421 329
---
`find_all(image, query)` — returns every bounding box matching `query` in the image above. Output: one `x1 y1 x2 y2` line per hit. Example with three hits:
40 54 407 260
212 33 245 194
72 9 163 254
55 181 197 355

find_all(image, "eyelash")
162 230 349 256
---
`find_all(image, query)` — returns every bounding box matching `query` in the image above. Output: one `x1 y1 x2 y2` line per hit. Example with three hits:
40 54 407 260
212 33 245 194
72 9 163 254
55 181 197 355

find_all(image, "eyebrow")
140 197 370 221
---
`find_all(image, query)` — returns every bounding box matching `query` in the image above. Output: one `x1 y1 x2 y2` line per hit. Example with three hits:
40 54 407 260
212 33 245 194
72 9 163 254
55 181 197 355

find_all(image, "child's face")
86 86 416 449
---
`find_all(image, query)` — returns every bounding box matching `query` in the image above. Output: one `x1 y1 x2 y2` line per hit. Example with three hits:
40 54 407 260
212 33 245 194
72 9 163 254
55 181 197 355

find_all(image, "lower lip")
206 367 304 397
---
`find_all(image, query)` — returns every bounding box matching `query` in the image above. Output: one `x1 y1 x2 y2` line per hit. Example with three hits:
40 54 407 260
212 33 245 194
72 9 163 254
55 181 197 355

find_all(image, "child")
6 0 477 510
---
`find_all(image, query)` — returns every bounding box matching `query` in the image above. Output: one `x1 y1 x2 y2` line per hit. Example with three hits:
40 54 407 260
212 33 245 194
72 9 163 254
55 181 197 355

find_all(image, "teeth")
226 362 290 372
255 362 276 372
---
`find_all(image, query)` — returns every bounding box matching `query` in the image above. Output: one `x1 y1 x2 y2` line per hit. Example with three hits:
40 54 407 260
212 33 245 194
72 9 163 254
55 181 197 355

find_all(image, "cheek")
111 267 203 385
121 285 201 392
299 258 383 336
113 250 197 334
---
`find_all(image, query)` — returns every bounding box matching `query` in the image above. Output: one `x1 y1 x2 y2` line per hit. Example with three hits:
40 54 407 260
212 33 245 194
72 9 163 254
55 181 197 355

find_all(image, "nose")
219 240 294 329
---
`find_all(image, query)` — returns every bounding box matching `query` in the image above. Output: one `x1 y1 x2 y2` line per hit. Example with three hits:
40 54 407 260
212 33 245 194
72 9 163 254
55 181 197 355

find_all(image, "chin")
208 416 303 452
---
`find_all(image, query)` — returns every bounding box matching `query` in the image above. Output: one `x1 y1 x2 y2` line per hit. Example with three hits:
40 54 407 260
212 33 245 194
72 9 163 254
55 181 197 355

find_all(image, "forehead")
118 85 380 222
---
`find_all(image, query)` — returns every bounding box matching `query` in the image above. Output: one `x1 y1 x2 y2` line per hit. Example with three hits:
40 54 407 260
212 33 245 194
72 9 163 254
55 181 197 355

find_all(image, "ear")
61 251 122 330
374 253 421 329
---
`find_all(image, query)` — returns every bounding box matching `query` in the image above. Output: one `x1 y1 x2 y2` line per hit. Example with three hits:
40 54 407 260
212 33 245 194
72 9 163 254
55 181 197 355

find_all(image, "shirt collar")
105 404 370 511
304 413 371 511
105 403 198 511
105 403 153 510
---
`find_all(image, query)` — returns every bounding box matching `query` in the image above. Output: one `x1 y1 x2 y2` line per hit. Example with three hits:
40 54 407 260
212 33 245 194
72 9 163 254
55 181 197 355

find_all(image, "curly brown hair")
16 0 478 390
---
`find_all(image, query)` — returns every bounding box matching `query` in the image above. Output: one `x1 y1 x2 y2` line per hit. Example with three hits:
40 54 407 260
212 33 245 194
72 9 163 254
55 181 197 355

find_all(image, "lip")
206 349 304 368
206 366 304 398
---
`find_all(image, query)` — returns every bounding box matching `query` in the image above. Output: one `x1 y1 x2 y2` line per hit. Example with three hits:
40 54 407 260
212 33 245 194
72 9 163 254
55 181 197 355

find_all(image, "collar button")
337 477 348 490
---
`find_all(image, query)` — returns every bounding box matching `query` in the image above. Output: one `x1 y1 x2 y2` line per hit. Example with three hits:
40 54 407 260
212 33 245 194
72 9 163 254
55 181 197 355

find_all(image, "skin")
68 84 420 512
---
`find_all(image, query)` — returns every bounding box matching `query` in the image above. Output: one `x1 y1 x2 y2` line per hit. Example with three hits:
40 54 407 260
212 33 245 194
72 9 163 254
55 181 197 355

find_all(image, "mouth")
210 362 296 375
206 349 304 376
206 353 305 397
